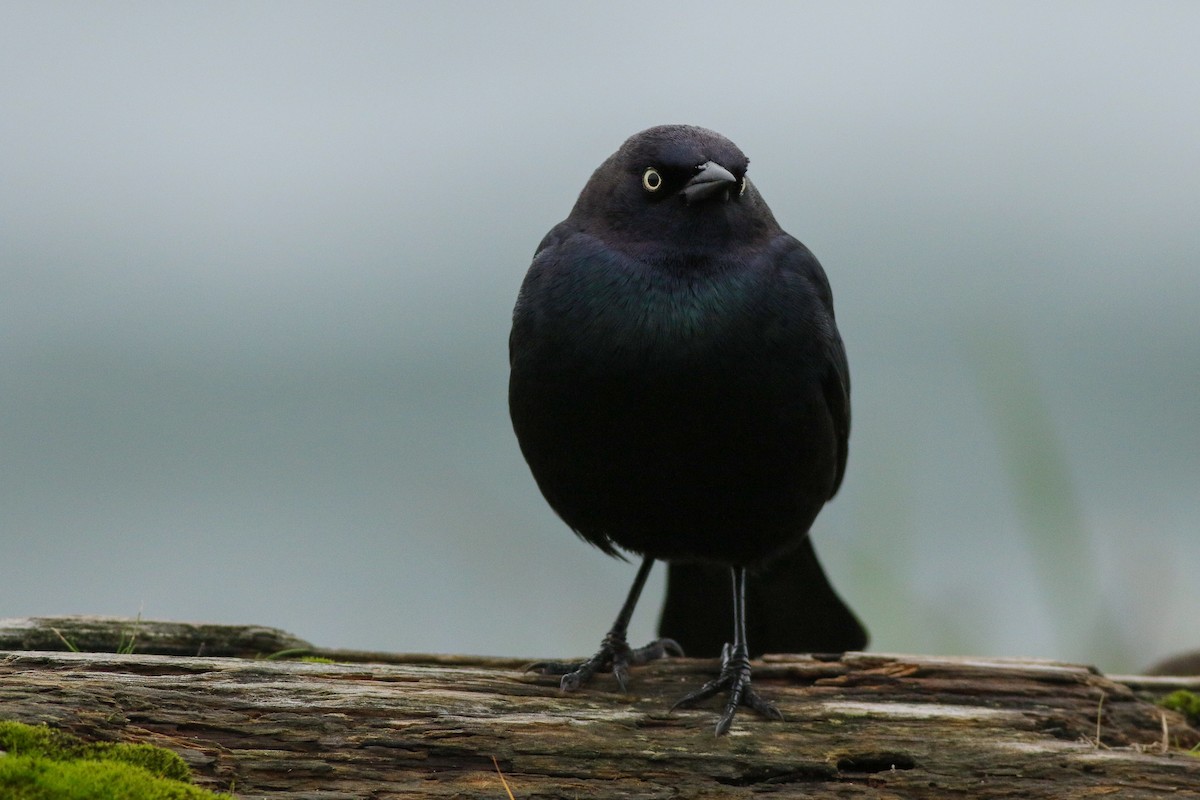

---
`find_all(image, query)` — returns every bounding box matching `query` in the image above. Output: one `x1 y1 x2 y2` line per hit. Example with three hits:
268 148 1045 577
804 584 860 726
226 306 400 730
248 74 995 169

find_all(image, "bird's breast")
536 245 764 371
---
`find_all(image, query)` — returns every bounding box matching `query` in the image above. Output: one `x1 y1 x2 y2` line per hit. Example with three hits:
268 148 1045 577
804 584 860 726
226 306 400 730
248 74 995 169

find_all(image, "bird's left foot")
527 630 683 692
672 642 783 735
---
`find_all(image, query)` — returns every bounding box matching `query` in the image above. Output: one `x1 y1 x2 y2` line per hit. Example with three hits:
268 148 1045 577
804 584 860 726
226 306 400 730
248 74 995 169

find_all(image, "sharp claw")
525 660 575 676
746 688 784 721
630 637 685 664
613 664 629 693
670 691 695 712
670 676 721 711
671 695 697 713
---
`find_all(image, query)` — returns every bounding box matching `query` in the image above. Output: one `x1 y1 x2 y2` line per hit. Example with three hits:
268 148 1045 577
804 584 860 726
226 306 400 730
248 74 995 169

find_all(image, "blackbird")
509 124 866 734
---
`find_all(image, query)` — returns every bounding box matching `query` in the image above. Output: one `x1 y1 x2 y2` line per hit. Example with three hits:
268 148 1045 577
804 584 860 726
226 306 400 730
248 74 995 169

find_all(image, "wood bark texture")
1 616 1198 799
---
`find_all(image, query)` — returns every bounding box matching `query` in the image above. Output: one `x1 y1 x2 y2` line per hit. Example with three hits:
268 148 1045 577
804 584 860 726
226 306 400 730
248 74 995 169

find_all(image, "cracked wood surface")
1 616 1198 798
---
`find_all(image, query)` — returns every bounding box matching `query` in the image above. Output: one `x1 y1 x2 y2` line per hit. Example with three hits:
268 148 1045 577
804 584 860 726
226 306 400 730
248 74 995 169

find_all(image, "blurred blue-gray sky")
2 2 1197 672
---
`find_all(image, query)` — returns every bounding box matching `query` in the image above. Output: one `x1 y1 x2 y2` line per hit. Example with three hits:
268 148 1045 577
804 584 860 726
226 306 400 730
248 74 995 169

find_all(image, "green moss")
262 648 311 661
83 743 191 782
0 721 232 799
1158 690 1200 726
0 756 227 799
260 649 340 664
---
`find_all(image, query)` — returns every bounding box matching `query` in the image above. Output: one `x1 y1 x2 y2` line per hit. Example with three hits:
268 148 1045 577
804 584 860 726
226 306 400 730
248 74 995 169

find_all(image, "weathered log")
1 616 1197 798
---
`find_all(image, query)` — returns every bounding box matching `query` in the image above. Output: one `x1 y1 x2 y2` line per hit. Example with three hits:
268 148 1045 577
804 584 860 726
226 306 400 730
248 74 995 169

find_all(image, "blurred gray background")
2 2 1196 673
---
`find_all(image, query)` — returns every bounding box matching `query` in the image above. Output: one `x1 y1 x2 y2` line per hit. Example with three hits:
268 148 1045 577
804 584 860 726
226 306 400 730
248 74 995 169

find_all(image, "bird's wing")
780 240 851 499
823 340 851 498
509 222 572 368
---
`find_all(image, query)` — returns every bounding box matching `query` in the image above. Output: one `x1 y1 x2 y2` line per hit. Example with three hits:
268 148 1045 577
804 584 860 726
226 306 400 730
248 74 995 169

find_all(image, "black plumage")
509 125 866 734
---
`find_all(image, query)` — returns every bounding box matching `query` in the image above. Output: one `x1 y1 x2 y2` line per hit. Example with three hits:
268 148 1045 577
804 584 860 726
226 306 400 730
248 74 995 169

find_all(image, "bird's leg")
671 566 783 735
527 556 682 692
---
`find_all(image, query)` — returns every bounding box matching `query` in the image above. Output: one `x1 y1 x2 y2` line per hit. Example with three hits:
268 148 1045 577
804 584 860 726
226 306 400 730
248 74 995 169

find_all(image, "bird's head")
567 125 780 254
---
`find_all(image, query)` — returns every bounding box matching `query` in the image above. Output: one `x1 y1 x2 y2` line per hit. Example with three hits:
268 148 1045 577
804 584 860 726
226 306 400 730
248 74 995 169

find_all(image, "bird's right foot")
527 630 683 692
672 642 783 735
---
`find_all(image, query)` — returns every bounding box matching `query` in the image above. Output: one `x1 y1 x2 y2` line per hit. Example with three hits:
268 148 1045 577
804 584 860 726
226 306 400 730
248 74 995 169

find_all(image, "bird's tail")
658 536 868 658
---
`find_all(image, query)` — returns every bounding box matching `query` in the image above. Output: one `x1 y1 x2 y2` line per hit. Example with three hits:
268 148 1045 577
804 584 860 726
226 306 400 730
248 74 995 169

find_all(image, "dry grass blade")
492 755 516 800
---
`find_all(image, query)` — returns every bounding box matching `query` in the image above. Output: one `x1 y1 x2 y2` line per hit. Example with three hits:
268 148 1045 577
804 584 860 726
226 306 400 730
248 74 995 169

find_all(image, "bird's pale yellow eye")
642 167 663 192
739 176 747 196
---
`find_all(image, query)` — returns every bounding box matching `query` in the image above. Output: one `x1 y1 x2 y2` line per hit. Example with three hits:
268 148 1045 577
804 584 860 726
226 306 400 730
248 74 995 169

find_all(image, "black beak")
682 161 737 205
